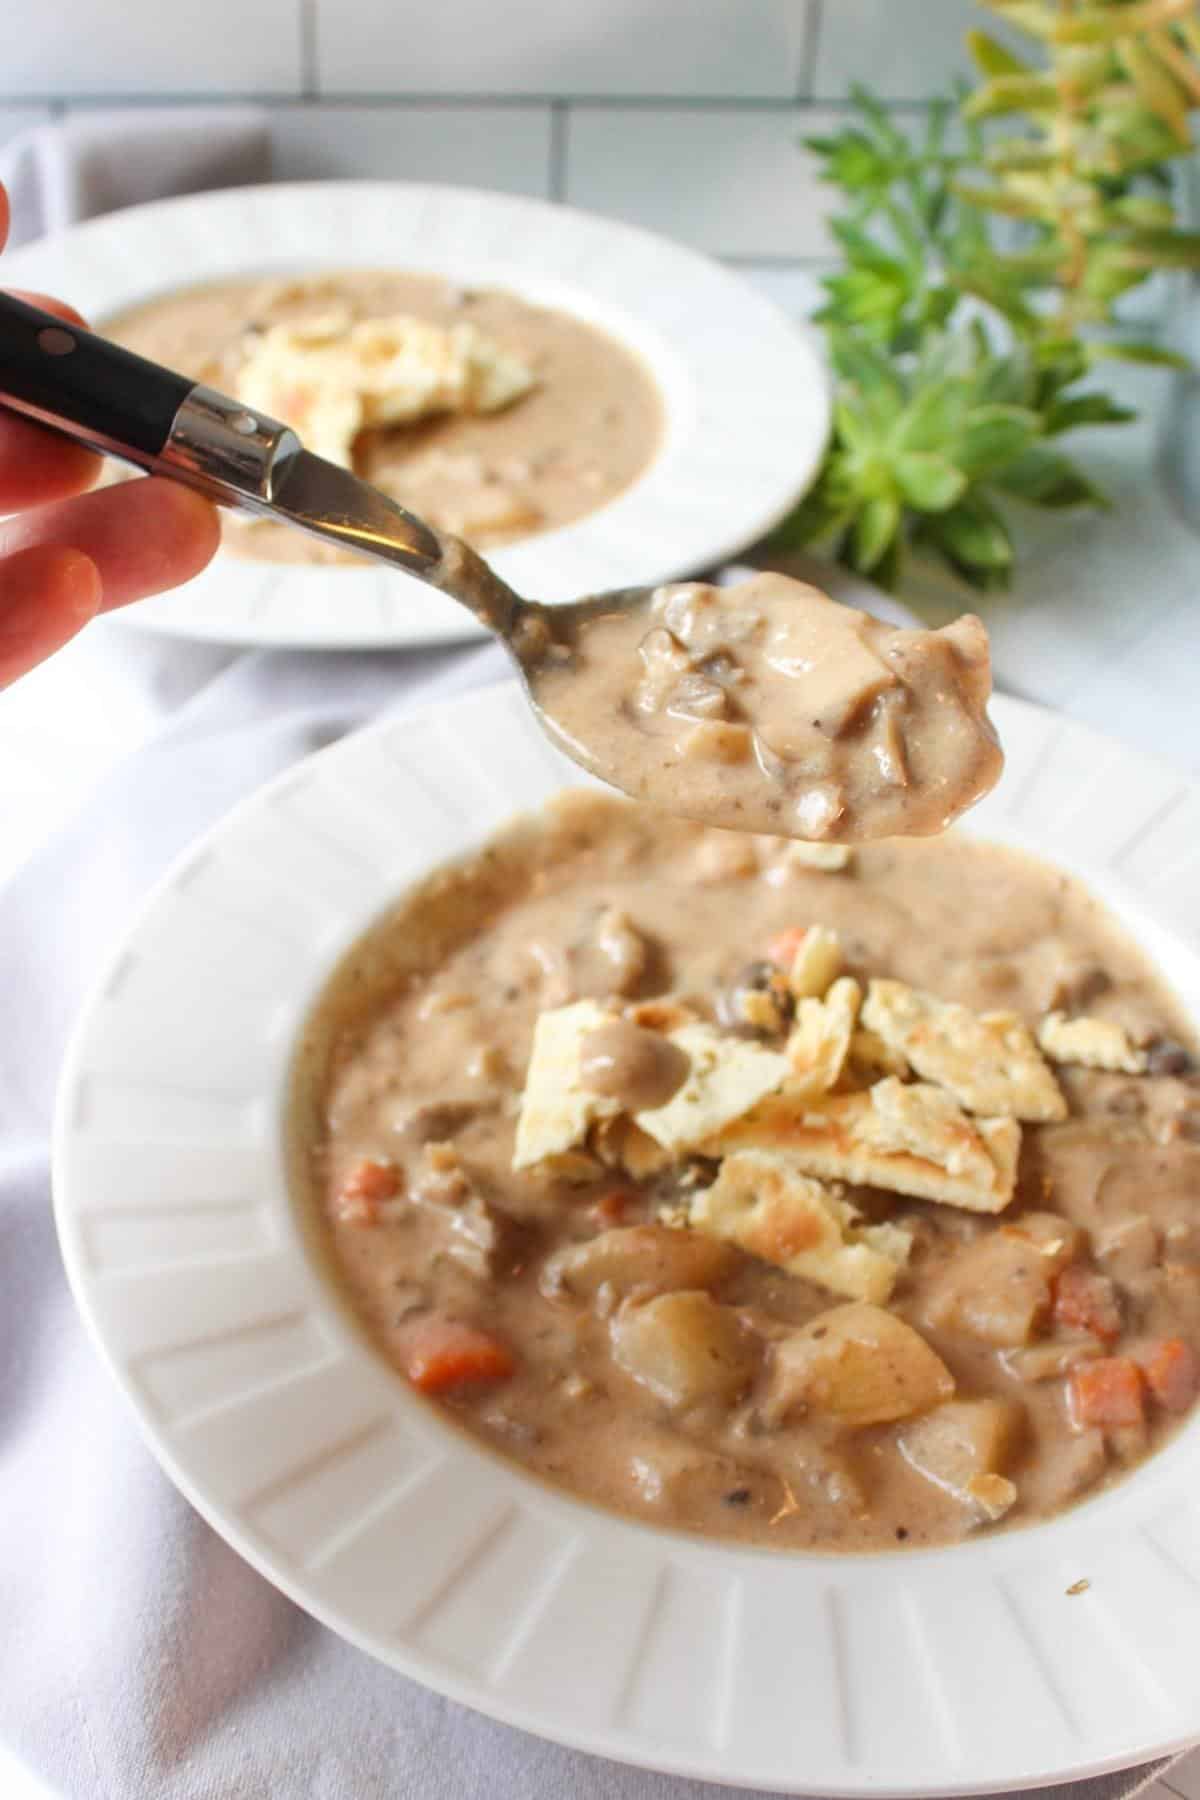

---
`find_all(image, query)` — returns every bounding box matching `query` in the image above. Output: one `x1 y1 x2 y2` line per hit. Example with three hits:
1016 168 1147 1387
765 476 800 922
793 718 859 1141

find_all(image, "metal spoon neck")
425 530 529 641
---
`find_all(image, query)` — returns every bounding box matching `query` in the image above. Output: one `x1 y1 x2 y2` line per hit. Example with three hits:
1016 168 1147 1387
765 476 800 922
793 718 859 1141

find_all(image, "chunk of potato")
899 1398 1024 1521
923 1214 1078 1348
611 1290 759 1410
766 1302 954 1427
539 1225 735 1304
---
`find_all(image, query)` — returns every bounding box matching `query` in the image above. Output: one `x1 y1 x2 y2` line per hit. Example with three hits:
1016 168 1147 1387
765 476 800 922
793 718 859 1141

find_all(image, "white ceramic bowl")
53 685 1200 1794
3 182 831 650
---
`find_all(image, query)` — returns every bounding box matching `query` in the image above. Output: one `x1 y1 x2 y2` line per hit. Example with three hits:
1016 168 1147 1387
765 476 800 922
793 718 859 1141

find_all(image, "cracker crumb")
1038 1012 1147 1075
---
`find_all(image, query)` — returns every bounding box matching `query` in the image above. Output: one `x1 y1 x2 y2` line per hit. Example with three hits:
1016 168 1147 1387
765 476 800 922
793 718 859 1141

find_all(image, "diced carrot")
1053 1264 1121 1344
766 927 809 970
333 1158 400 1226
1142 1338 1200 1413
1068 1357 1145 1429
593 1189 635 1226
400 1317 515 1395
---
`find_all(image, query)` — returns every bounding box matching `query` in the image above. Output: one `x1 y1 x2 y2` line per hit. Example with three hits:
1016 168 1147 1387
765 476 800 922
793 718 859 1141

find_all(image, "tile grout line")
798 0 824 99
548 98 567 203
298 0 318 100
723 252 829 270
29 91 938 113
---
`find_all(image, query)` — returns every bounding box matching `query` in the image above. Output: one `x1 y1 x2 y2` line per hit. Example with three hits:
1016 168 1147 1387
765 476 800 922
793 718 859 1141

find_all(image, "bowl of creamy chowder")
53 615 1200 1795
2 180 832 649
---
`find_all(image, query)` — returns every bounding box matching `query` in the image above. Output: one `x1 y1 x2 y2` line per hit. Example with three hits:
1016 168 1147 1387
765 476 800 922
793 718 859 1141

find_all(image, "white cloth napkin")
0 114 1185 1800
0 108 270 249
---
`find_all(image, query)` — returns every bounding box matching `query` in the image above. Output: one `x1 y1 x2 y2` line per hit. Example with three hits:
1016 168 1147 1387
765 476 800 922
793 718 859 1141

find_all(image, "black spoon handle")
0 289 194 461
0 287 308 519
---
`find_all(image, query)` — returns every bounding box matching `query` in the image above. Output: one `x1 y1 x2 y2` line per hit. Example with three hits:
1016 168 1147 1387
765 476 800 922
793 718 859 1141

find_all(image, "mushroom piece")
717 961 795 1038
569 907 651 998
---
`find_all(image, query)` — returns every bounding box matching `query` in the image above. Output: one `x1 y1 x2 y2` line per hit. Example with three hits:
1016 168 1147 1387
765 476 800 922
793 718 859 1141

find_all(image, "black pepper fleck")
723 1487 752 1507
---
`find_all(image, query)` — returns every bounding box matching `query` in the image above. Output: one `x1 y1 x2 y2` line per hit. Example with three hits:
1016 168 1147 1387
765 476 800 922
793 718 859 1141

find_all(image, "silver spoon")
0 293 1001 841
0 289 616 679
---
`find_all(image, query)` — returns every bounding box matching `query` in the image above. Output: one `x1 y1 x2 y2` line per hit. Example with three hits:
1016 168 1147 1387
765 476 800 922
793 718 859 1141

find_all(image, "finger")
0 478 220 613
0 293 99 505
0 185 8 253
8 289 89 328
0 412 103 509
0 545 101 687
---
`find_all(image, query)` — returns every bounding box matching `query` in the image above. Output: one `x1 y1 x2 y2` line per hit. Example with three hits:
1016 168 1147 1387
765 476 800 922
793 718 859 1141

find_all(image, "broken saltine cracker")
513 999 621 1169
861 979 1066 1122
1037 1011 1147 1075
592 1114 675 1178
707 1076 1020 1213
785 976 861 1095
690 1148 912 1303
635 1023 789 1152
846 1025 909 1084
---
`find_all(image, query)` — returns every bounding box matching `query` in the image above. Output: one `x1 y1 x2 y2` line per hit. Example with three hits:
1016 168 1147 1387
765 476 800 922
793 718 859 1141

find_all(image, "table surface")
2 267 1199 1800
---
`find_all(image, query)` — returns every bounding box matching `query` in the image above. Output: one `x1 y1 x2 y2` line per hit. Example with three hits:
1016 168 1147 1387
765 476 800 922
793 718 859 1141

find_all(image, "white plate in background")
53 683 1200 1794
4 181 831 650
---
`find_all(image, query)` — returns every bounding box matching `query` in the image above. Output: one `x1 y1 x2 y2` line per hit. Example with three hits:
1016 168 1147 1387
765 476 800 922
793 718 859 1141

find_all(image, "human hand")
0 183 219 685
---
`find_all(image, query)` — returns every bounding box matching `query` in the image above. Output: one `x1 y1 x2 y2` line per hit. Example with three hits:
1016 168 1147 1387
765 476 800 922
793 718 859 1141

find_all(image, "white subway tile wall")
566 106 839 260
0 0 304 98
813 0 979 99
266 105 552 196
0 0 999 271
314 0 816 98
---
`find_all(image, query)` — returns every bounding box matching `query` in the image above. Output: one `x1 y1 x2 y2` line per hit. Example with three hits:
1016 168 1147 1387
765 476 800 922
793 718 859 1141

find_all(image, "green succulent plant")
777 0 1200 592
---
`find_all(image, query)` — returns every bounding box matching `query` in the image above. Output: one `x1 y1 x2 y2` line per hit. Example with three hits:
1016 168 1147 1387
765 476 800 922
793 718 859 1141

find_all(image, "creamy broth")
524 574 1002 841
106 272 663 560
296 793 1200 1554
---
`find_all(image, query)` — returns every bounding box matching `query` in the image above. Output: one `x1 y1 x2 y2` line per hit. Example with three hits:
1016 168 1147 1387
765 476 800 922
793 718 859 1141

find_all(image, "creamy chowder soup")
523 573 1002 841
294 793 1200 1554
106 273 663 561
